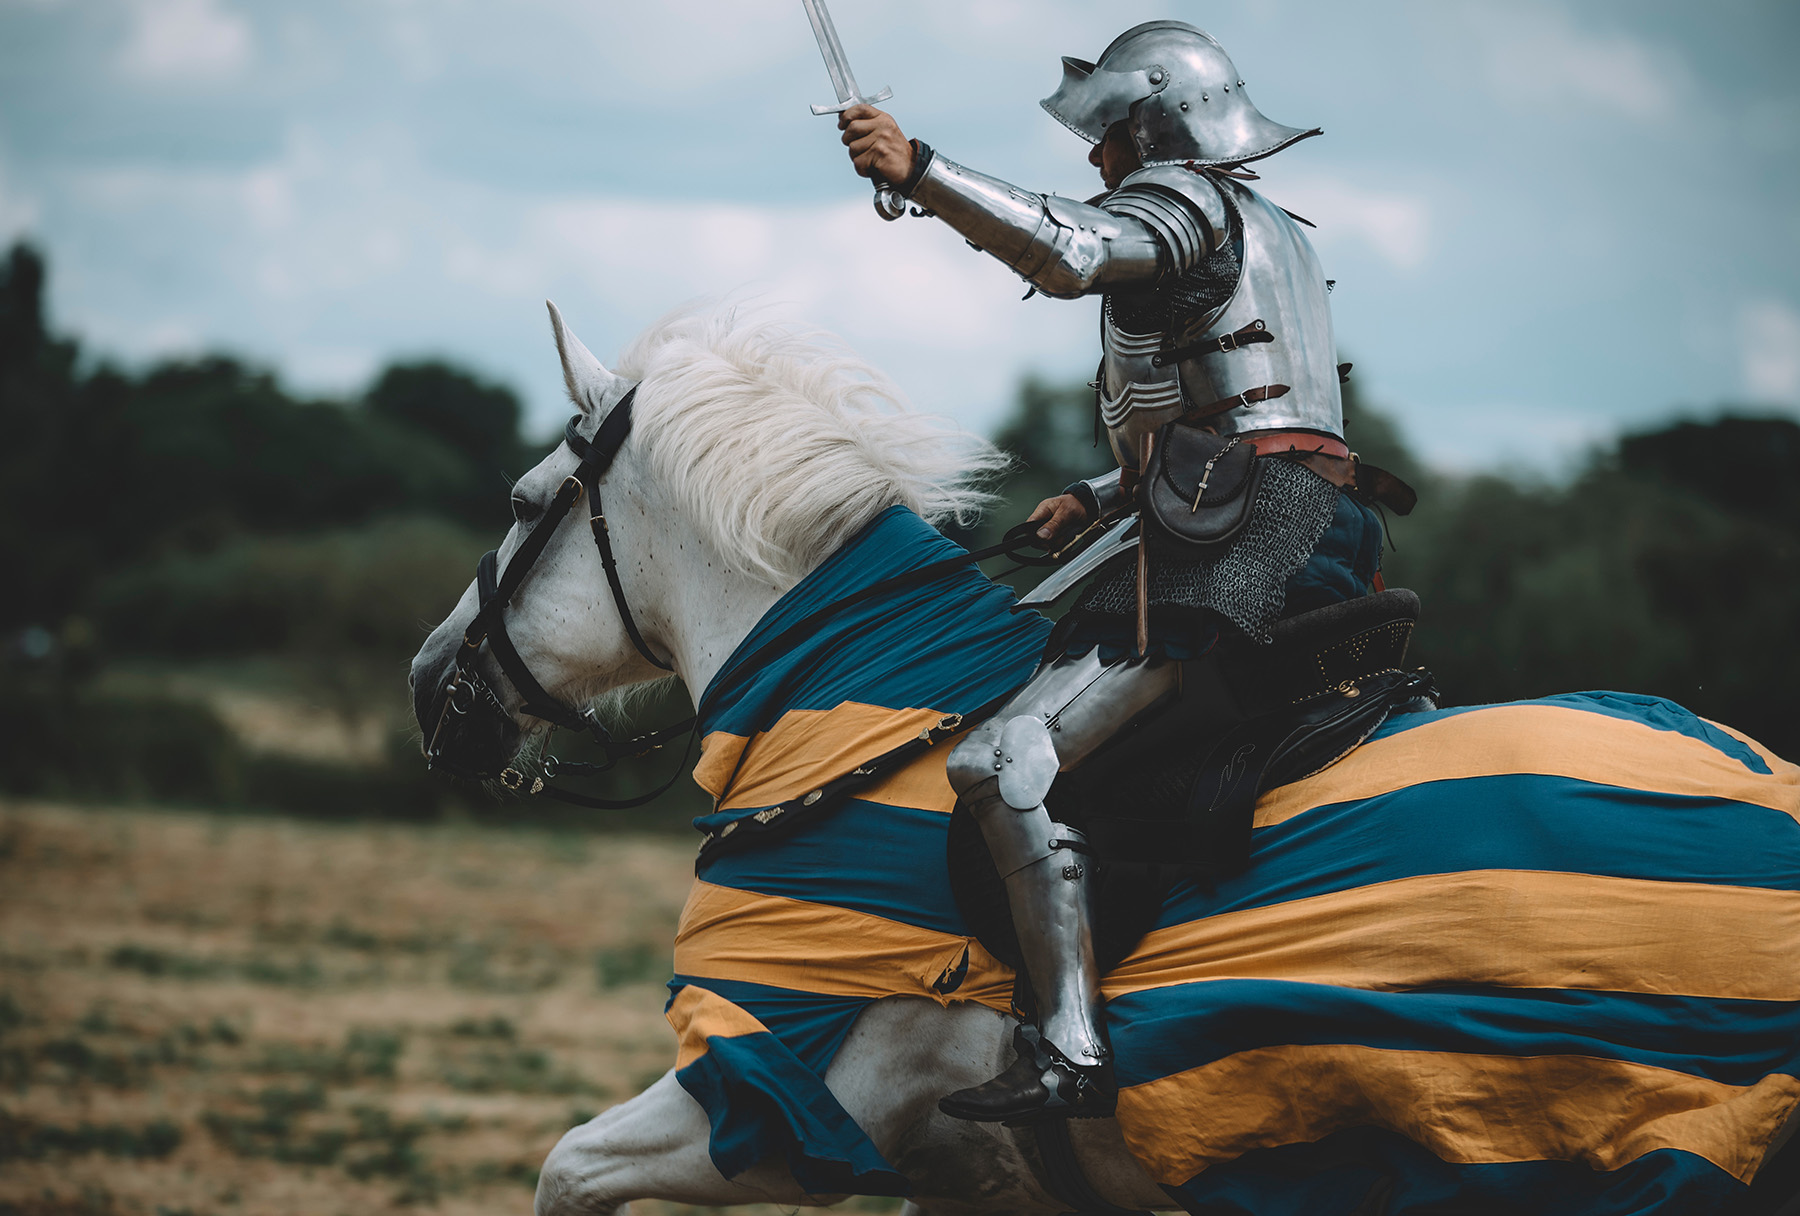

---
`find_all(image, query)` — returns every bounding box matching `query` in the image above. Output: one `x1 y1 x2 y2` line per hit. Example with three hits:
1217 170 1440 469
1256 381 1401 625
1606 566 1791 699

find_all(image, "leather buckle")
1217 331 1239 353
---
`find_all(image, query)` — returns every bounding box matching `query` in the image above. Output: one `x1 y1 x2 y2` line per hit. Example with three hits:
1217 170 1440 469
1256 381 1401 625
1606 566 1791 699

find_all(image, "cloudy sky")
2 0 1796 470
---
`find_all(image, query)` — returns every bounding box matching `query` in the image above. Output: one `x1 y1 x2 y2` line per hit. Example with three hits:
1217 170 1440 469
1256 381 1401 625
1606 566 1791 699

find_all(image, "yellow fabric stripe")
692 703 958 812
1710 718 1800 787
666 982 772 1070
1117 1043 1800 1186
673 880 1014 1010
1256 704 1800 830
1105 869 1800 1003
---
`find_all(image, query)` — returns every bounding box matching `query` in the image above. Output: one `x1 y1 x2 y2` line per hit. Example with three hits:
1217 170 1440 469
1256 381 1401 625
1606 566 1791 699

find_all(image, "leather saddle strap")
1152 318 1273 368
1180 382 1290 425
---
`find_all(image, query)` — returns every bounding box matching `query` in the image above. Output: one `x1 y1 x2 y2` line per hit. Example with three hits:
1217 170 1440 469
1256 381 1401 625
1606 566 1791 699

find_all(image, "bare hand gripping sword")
799 0 907 221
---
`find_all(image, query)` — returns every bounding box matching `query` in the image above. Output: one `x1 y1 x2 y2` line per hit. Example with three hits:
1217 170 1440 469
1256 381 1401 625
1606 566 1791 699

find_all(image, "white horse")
410 302 1800 1216
411 301 1161 1216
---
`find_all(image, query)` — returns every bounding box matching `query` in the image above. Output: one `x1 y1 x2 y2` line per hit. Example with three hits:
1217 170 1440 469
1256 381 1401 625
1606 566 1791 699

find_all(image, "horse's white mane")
612 301 1010 587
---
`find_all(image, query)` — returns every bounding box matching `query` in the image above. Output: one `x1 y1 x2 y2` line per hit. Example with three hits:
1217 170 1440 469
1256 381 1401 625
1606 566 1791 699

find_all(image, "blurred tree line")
982 374 1800 759
4 235 1794 825
0 242 576 819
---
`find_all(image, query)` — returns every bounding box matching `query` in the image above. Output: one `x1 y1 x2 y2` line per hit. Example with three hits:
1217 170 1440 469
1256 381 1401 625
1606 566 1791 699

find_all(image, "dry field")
0 799 901 1216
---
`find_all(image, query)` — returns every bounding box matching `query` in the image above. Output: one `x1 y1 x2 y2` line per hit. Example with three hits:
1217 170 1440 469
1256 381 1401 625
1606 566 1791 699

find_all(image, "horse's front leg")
535 1069 815 1216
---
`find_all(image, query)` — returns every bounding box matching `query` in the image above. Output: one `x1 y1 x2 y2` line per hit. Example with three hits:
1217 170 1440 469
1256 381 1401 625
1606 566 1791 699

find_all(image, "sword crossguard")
809 84 892 116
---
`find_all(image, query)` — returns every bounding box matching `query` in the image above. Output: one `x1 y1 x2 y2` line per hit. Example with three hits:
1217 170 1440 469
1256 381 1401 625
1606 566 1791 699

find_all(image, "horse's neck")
634 505 792 711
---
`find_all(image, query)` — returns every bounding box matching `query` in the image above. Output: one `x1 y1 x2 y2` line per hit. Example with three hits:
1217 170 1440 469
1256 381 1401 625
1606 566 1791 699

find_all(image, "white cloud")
1270 172 1433 270
120 0 252 83
0 161 41 242
40 125 1092 437
1741 298 1800 403
1456 2 1686 121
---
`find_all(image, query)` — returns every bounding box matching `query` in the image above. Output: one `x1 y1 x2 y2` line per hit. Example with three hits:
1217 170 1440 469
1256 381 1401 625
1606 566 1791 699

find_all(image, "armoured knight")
839 21 1386 1123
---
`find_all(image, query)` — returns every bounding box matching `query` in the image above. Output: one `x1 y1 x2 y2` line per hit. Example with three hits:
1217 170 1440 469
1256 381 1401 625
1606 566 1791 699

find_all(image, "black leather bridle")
425 385 699 807
425 379 1063 810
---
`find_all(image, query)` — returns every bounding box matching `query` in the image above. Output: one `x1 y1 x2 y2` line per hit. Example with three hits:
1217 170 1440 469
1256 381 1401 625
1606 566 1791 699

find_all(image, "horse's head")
409 303 688 781
409 299 1007 785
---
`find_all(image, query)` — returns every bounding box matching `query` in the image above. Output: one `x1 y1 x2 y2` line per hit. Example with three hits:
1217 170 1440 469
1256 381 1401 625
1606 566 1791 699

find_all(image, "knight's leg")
939 652 1178 1124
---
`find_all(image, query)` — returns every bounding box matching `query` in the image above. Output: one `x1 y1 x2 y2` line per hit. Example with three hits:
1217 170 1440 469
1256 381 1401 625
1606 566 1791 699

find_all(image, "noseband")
426 384 698 807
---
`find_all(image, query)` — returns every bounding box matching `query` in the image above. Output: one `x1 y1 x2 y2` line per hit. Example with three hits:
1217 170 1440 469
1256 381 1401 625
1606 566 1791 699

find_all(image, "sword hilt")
808 84 892 116
815 86 906 221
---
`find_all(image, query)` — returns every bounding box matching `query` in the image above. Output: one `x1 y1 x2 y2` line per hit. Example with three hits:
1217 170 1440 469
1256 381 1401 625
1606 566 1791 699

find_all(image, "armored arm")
904 146 1228 299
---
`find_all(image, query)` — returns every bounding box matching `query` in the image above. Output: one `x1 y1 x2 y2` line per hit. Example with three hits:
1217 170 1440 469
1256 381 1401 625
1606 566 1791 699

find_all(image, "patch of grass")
254 1026 405 1083
0 1109 182 1161
322 922 382 951
203 1094 459 1205
470 1158 539 1189
38 1036 136 1087
447 942 561 993
439 1044 600 1097
449 1014 515 1041
594 942 667 990
107 943 327 988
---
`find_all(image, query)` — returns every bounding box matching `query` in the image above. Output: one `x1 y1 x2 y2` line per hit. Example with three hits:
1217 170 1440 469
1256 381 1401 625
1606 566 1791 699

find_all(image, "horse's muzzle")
414 660 520 782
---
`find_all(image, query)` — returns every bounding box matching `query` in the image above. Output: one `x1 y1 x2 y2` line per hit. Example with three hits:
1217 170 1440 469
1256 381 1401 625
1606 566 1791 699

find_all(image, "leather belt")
1241 430 1351 460
1152 319 1273 368
1180 382 1290 425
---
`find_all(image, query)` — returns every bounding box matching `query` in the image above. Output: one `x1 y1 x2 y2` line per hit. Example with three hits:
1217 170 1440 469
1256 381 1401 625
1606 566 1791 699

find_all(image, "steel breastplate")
1100 179 1343 468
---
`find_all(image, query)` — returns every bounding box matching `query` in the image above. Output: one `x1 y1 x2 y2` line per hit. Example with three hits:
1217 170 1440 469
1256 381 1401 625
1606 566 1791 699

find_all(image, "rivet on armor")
1202 93 1210 102
1062 863 1085 881
1223 85 1230 93
1179 102 1189 111
1238 79 1245 86
1148 68 1163 84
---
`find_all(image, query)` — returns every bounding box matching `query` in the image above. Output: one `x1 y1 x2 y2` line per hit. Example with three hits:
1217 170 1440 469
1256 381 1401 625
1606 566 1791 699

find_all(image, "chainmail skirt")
1067 457 1342 652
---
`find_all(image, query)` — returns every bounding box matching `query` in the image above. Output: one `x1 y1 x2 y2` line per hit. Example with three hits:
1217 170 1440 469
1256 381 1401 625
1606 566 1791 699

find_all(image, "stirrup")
938 1025 1116 1126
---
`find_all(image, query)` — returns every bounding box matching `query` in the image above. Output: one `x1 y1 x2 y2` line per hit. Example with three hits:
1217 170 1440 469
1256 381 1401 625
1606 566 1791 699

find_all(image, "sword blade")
800 0 862 104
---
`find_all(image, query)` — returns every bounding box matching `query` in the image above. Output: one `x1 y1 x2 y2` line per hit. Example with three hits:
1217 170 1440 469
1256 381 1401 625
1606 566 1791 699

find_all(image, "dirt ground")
0 799 901 1216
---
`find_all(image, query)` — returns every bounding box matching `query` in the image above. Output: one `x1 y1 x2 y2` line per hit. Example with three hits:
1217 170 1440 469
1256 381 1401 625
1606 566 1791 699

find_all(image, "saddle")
948 589 1434 975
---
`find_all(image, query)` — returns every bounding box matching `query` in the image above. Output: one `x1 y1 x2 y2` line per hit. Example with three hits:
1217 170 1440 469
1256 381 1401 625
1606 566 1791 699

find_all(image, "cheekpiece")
1041 20 1319 167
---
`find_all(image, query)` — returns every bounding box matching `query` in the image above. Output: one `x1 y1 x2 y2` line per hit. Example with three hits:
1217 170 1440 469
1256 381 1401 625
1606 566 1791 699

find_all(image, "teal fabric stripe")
1108 980 1800 1089
1372 692 1772 774
1163 1127 1746 1216
1151 773 1800 931
700 506 1052 740
675 1031 908 1197
695 800 971 936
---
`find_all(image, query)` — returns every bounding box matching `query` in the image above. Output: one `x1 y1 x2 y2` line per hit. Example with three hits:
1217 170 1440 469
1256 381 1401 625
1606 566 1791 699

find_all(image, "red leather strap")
1240 431 1351 460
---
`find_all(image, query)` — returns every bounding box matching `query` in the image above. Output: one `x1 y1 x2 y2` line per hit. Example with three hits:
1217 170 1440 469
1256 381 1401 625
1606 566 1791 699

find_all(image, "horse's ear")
546 300 619 417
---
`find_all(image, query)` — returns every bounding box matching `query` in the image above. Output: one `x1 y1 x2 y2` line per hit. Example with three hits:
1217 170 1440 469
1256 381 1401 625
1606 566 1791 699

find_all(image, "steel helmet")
1042 21 1318 167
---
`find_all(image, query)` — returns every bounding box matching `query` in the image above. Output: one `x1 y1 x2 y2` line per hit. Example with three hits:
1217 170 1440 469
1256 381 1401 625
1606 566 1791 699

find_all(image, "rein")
427 384 1058 810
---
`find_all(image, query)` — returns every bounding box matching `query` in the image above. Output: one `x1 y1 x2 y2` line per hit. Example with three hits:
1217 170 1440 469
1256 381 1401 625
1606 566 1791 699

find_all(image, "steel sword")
799 0 907 221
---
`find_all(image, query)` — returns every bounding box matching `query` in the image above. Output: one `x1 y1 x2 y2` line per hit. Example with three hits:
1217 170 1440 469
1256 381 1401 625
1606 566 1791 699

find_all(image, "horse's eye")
511 494 543 524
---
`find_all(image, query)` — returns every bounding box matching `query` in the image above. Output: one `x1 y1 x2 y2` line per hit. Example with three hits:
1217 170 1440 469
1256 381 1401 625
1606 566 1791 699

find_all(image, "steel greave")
1006 842 1110 1070
962 777 1110 1070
